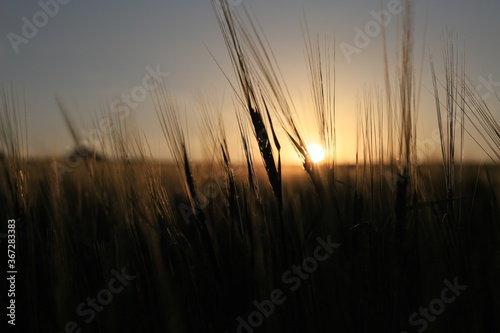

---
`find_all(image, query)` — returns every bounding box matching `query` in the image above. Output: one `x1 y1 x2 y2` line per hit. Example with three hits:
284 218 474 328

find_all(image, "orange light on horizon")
307 144 325 163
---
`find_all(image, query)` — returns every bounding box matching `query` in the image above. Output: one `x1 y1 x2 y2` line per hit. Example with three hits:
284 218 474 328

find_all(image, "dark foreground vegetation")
0 160 498 332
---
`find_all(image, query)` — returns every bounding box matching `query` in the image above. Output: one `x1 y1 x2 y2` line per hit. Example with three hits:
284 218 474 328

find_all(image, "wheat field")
1 1 499 332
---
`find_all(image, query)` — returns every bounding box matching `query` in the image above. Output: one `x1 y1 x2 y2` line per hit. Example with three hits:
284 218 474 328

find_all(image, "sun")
308 144 325 163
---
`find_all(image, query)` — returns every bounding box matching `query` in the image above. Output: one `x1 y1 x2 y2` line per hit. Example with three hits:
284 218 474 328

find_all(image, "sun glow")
308 144 325 163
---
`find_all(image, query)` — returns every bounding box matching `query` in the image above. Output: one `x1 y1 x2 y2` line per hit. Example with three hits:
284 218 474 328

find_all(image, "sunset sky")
1 0 498 164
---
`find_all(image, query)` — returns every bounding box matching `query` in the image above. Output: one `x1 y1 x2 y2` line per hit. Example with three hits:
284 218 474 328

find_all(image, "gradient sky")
0 0 499 164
